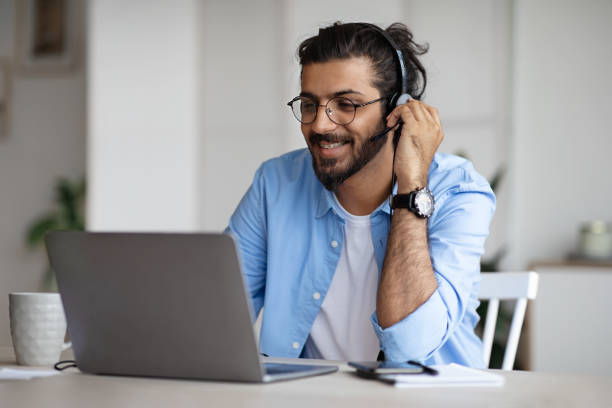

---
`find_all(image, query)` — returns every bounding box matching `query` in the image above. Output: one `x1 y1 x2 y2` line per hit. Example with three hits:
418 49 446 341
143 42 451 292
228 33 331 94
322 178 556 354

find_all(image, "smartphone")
348 360 424 375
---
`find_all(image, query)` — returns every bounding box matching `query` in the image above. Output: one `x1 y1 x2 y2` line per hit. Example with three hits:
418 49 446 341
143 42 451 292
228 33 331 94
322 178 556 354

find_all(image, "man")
226 22 495 367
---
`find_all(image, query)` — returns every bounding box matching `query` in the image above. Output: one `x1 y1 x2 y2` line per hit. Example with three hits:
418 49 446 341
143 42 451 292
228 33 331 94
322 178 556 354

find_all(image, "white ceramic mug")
9 292 72 366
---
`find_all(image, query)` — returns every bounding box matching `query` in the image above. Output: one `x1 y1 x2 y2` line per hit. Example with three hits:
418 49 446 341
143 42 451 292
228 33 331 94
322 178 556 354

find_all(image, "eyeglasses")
287 95 388 126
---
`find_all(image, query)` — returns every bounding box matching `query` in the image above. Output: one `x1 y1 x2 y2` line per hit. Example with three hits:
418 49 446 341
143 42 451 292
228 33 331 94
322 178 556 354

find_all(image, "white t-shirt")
302 195 380 360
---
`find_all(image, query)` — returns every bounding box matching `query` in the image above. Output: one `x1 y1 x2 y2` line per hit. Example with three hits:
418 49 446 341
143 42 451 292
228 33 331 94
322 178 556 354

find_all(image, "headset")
361 23 413 145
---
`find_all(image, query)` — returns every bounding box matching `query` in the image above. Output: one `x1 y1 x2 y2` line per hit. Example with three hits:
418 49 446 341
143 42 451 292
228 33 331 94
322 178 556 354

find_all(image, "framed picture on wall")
15 0 79 75
0 58 10 138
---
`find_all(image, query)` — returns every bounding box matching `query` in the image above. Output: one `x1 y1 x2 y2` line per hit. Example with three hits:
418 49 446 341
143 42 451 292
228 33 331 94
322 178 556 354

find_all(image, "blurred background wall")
0 0 86 347
87 0 201 230
1 0 611 373
510 0 612 270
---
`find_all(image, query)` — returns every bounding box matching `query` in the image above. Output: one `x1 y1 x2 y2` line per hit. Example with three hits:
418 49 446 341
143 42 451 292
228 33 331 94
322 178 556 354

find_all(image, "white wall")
199 0 287 231
87 0 201 231
0 0 86 346
509 0 612 269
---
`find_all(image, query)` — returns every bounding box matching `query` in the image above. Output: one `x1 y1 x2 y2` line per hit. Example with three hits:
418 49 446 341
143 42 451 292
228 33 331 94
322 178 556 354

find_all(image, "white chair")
478 271 539 370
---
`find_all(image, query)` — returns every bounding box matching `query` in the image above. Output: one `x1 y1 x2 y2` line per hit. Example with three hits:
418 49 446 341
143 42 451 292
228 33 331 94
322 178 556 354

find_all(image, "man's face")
300 57 388 191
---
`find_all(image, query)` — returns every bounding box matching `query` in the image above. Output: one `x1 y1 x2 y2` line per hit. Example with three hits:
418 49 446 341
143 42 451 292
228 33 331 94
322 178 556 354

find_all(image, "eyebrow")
299 89 365 99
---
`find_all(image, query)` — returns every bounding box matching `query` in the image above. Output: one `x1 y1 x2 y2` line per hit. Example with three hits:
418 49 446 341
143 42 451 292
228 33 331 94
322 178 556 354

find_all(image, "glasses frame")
286 95 389 125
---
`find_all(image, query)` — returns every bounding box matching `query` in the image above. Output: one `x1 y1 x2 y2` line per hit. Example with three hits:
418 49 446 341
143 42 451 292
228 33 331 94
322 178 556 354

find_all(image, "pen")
408 360 439 376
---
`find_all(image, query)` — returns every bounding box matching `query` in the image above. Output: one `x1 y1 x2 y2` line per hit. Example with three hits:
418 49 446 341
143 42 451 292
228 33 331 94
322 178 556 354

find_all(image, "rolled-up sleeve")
371 181 495 362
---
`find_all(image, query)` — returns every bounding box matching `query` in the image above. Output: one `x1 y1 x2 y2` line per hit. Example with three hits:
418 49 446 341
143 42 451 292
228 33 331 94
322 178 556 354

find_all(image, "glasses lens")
290 97 317 124
327 97 356 125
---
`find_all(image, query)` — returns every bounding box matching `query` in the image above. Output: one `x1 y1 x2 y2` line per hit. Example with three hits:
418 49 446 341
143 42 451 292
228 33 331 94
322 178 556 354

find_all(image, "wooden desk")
1 347 611 407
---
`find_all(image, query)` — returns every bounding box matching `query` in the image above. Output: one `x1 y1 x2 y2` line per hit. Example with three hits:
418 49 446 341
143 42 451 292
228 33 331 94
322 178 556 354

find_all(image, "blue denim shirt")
226 149 495 367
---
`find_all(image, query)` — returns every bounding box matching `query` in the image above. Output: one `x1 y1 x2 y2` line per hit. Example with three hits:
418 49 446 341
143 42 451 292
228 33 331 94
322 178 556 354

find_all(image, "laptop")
45 231 338 382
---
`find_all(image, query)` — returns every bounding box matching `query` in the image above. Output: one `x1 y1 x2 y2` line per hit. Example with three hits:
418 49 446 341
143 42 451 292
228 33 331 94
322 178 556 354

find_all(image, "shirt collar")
315 187 335 219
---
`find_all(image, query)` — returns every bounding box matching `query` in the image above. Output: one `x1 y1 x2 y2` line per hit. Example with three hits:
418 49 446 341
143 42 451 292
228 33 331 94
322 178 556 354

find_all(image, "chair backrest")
478 271 539 370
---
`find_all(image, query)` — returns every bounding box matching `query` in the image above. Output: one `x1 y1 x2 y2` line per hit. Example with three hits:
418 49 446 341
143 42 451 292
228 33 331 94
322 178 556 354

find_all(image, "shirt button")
313 292 321 300
292 342 300 349
331 240 338 248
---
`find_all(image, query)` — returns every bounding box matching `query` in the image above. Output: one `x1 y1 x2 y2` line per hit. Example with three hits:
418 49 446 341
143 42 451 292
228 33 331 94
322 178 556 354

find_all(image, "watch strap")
391 193 415 209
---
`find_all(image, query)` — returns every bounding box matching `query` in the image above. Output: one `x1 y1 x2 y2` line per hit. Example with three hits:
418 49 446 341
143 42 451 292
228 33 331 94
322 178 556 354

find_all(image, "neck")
334 139 394 216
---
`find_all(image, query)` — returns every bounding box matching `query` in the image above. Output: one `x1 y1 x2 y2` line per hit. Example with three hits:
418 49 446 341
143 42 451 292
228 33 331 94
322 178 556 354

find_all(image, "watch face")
414 189 434 217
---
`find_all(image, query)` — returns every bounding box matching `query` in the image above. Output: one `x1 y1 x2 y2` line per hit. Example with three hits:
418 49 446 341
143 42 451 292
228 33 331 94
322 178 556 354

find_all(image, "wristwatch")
392 187 435 218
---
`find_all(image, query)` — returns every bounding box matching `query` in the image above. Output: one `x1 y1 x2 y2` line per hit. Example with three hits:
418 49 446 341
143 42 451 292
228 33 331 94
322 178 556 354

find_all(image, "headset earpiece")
395 93 412 106
385 92 413 116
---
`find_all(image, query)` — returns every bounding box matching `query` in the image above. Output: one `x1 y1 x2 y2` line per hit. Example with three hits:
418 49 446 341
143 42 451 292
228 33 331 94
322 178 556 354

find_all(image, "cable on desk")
54 360 78 371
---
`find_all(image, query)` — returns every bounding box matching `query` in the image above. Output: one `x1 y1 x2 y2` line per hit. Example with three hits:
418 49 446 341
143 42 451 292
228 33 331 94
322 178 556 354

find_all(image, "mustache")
308 132 353 145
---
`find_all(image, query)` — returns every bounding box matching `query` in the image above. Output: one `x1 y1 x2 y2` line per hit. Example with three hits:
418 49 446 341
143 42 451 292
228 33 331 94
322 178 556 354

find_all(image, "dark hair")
297 22 429 106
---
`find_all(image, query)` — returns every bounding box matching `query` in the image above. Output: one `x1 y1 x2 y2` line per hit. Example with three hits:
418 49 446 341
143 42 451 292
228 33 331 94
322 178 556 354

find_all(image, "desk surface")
1 347 611 408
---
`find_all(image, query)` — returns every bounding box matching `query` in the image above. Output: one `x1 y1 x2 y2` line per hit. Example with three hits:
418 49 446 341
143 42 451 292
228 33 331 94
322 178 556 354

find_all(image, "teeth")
319 142 345 149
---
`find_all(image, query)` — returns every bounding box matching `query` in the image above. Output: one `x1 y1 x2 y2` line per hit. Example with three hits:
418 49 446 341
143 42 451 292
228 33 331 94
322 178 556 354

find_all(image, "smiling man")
226 22 495 366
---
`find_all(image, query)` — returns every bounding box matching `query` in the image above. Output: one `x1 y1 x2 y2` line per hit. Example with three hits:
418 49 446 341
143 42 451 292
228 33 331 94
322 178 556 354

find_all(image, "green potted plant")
25 177 86 291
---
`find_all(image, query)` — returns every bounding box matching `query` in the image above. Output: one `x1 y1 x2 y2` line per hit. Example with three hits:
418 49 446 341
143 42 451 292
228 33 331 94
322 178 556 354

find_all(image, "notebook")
378 363 505 388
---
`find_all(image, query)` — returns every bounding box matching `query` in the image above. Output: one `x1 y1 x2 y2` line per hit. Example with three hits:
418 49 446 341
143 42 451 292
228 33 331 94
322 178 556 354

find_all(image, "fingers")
388 100 444 186
387 102 415 127
410 102 434 122
424 105 441 128
386 100 439 128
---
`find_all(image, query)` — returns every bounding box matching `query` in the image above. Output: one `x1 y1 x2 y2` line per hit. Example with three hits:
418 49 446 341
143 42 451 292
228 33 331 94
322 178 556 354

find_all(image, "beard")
308 121 388 191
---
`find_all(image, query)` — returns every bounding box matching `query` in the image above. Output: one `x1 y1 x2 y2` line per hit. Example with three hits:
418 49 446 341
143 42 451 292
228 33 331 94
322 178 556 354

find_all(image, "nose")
310 104 338 135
